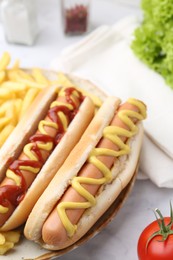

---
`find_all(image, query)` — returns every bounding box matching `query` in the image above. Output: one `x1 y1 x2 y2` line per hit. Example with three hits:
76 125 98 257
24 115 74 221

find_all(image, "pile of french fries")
0 231 20 255
0 52 59 148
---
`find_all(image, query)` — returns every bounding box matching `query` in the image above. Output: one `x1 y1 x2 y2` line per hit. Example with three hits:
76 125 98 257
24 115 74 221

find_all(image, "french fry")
0 52 10 71
1 231 20 243
12 59 20 70
0 233 5 245
0 231 20 255
0 109 5 117
17 69 35 81
0 71 6 84
17 78 47 89
7 69 20 82
0 124 15 147
14 99 22 121
0 88 15 100
1 81 27 92
20 88 39 119
0 242 14 255
5 101 17 126
0 117 11 131
32 68 49 85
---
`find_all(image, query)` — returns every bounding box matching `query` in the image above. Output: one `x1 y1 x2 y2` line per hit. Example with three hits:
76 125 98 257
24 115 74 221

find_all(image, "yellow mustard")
57 98 146 237
0 205 9 214
38 120 58 135
50 101 73 110
6 169 21 186
23 143 38 161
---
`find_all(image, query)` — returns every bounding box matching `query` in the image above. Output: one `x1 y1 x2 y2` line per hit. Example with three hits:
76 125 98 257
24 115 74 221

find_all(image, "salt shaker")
0 0 38 45
61 0 90 35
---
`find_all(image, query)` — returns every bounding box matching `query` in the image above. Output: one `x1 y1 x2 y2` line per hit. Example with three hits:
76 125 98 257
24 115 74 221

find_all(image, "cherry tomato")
137 206 173 260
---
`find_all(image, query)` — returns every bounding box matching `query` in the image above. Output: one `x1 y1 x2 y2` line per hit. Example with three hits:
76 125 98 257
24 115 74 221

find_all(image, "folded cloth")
50 16 173 188
140 135 173 188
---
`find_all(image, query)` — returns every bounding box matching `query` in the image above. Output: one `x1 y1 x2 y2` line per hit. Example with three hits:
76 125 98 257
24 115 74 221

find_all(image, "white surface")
0 1 172 260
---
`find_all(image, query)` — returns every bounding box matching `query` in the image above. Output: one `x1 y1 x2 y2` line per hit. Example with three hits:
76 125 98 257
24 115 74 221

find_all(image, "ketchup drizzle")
65 87 84 109
0 87 84 215
30 134 55 163
0 185 22 207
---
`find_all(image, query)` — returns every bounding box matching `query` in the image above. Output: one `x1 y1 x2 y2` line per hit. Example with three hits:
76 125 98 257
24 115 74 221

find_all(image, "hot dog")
0 83 96 231
24 95 147 250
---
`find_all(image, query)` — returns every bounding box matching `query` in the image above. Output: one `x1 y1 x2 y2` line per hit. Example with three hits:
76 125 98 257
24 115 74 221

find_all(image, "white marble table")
0 1 172 259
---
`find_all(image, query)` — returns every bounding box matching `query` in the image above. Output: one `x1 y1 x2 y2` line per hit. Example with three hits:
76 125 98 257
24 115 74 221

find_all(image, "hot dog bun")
0 79 100 231
24 96 146 250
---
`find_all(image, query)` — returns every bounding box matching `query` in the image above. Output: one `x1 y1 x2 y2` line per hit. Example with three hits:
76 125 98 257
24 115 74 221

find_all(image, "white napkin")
51 16 173 188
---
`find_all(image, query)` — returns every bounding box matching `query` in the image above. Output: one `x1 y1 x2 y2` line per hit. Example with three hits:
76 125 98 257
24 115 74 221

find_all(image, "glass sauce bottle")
61 0 90 35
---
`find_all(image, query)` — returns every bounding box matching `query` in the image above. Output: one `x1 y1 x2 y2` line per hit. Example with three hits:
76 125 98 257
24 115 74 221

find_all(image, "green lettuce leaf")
131 0 173 88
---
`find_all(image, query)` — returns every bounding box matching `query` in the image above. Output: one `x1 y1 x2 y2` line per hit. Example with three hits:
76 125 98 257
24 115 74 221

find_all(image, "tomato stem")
146 202 173 251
